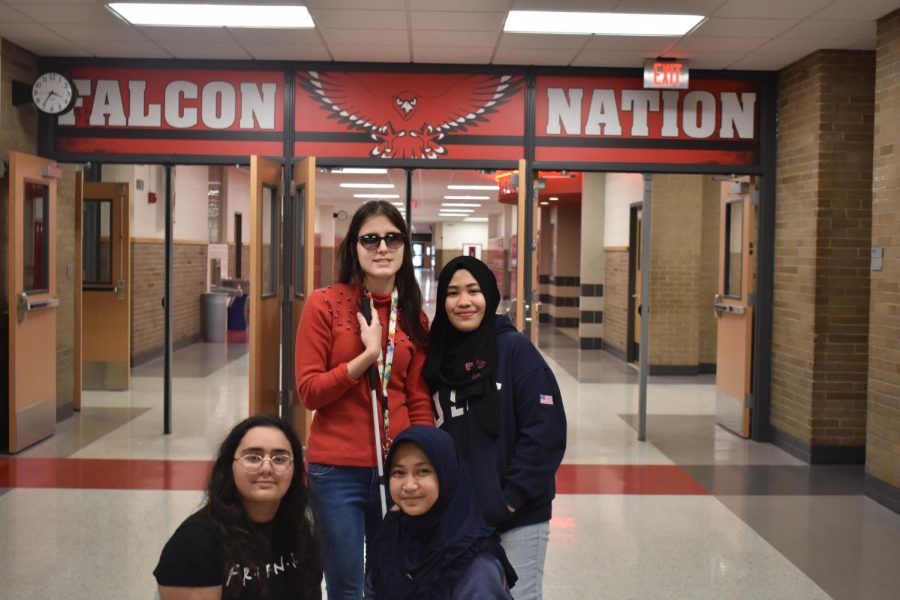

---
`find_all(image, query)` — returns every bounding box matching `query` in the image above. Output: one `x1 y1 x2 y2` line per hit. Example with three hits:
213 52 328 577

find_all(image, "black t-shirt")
154 510 303 599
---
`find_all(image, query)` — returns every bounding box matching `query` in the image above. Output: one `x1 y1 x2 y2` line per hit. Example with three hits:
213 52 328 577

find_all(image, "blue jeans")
308 463 386 600
500 521 550 600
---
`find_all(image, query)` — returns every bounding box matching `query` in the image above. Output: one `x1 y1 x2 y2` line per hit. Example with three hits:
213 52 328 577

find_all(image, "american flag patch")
539 394 554 406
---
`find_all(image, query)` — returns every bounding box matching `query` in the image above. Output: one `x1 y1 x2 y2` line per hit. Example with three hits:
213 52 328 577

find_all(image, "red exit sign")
643 60 690 90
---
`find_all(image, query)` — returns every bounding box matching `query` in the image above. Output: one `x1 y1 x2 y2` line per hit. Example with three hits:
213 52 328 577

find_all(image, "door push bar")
17 292 60 323
713 293 746 317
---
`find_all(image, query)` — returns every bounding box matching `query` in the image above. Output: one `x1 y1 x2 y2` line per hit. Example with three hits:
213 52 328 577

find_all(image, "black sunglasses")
357 232 405 251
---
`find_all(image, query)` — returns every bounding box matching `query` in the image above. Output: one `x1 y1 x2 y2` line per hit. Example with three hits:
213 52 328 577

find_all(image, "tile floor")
2 301 900 598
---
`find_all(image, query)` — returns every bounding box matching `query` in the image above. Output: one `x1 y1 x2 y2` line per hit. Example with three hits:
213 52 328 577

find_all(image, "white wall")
604 173 642 247
173 165 209 242
439 221 489 251
102 163 166 239
225 167 250 245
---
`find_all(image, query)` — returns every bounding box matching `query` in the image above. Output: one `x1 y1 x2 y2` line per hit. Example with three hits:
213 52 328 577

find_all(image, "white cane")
360 295 388 517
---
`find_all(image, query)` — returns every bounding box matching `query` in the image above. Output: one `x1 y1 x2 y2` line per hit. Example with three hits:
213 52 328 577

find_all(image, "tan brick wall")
648 174 703 368
699 177 720 365
131 241 208 362
868 10 900 488
773 50 875 449
55 167 77 414
603 249 629 355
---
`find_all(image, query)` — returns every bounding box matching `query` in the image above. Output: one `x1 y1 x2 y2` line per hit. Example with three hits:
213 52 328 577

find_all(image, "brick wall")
648 175 703 371
131 241 208 362
603 249 629 357
55 167 77 417
773 50 875 459
699 177 720 366
867 9 900 504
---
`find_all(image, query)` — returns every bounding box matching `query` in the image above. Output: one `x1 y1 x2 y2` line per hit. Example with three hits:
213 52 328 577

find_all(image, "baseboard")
770 426 865 464
579 337 603 350
603 344 628 362
865 474 900 516
56 402 74 423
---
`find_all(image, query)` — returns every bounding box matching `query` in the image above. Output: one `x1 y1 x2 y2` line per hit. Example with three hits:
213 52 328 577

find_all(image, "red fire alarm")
148 192 157 204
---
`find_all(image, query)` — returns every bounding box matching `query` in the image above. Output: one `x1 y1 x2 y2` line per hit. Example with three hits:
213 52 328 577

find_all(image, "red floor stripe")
556 464 709 495
0 457 212 491
0 459 707 495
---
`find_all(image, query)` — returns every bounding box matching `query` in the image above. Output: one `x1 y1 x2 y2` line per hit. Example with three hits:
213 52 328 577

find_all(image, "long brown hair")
338 200 428 347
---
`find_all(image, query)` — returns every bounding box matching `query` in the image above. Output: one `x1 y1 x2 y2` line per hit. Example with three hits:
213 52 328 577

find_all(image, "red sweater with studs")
295 283 433 467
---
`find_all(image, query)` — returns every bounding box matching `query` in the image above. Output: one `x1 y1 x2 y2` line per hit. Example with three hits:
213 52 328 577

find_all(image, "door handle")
17 292 60 323
115 278 126 300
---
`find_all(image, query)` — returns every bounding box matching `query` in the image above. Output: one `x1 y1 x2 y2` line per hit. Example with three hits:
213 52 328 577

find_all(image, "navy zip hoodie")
432 315 567 533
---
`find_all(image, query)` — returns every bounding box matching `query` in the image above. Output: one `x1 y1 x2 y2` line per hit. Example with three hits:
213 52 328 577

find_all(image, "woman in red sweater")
294 200 432 599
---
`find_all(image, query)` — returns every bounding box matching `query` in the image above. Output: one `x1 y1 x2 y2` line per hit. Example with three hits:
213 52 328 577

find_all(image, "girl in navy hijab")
366 425 516 599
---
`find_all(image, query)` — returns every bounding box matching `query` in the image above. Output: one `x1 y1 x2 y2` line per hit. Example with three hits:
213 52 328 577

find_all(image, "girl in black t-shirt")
154 415 322 600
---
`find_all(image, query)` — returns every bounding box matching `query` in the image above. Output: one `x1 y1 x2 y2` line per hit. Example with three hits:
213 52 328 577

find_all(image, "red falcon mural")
297 71 524 159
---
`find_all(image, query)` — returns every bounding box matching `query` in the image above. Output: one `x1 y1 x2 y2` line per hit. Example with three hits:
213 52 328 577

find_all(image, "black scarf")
423 257 502 435
368 426 516 599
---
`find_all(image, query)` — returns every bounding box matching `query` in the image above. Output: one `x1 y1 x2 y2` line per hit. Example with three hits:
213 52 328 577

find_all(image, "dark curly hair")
338 200 428 347
205 415 321 599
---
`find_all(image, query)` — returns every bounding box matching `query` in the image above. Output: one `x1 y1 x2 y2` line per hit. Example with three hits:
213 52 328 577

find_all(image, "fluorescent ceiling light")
442 203 482 208
464 217 489 222
444 195 490 201
331 168 388 174
353 193 400 199
447 185 497 190
107 3 315 28
340 183 395 189
504 11 704 36
440 210 474 214
549 196 559 201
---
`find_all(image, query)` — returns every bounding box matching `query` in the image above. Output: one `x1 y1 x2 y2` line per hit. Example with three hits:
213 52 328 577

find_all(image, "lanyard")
369 288 398 456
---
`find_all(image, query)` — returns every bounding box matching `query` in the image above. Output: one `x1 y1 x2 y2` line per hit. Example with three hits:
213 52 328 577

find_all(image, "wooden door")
290 157 316 443
80 181 131 390
715 176 758 438
514 159 527 333
249 156 282 416
5 152 59 452
629 205 643 361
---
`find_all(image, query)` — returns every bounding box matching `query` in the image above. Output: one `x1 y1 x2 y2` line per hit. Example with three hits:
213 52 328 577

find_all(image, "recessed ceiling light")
504 10 704 36
540 201 550 206
353 193 400 199
439 210 474 214
442 203 482 208
447 185 497 190
331 168 388 174
107 3 315 28
549 196 559 201
339 183 395 189
444 195 490 201
464 217 489 222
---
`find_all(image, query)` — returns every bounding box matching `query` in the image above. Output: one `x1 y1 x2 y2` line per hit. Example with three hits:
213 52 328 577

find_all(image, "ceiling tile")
244 44 333 61
77 40 172 59
137 26 235 43
682 53 748 69
812 0 900 21
499 33 589 50
410 11 506 32
727 52 802 70
14 40 93 57
848 39 876 51
584 36 680 52
712 0 833 20
46 23 141 42
164 42 253 60
309 9 407 29
0 3 31 23
305 0 406 8
331 45 410 62
412 0 510 10
413 46 495 64
493 47 578 66
672 36 769 53
229 29 323 45
0 22 65 43
322 28 409 47
570 50 654 68
411 30 498 47
754 37 849 55
783 20 876 40
511 0 618 10
606 0 725 15
13 3 121 25
691 17 798 38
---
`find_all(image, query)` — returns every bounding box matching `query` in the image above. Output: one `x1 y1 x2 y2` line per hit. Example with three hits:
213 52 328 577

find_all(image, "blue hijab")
369 426 516 599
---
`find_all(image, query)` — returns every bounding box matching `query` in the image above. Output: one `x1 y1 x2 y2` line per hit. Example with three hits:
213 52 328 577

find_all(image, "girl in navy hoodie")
423 256 567 600
366 425 516 599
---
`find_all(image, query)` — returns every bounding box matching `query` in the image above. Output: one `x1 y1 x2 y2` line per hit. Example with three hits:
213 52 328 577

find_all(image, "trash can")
201 292 230 342
228 293 249 331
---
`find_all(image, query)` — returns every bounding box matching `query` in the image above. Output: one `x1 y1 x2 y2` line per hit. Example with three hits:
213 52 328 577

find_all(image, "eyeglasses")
357 232 405 251
234 454 294 474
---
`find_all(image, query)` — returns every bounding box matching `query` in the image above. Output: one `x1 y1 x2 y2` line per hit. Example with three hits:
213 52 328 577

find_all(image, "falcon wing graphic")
415 74 524 135
298 71 389 133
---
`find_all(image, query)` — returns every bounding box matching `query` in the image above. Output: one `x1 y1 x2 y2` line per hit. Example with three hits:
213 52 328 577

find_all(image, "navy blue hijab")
369 426 515 599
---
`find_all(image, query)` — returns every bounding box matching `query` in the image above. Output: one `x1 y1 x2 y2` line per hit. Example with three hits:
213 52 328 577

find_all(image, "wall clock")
31 72 76 115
